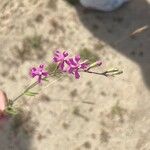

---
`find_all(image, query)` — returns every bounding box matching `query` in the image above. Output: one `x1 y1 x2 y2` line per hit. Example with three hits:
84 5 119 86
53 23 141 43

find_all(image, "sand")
0 0 150 149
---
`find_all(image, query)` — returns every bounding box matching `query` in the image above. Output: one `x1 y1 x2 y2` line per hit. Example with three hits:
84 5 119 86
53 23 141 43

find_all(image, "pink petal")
75 70 80 79
69 58 76 66
59 61 65 71
63 51 68 57
68 67 74 74
38 75 42 83
75 55 80 62
53 57 58 62
39 64 44 68
81 63 88 69
42 72 49 78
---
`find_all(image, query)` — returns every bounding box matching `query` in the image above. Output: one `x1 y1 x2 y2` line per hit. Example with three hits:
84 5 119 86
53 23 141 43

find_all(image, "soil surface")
0 0 150 149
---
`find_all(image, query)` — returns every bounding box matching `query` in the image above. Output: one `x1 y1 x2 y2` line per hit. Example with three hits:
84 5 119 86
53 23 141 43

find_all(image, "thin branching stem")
84 70 108 76
11 66 59 105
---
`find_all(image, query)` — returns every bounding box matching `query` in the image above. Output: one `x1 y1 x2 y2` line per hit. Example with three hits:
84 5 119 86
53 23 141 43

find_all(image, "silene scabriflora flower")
30 64 49 83
67 55 88 79
53 50 68 71
53 51 89 79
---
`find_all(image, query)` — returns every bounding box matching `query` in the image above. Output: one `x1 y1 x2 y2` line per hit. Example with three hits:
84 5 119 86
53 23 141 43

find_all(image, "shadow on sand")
70 0 150 88
0 111 35 150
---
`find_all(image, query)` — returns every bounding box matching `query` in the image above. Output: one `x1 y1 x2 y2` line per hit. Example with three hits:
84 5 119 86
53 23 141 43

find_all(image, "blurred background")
0 0 150 149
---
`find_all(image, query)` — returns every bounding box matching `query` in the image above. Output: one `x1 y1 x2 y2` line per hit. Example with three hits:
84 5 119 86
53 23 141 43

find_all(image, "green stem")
11 66 59 105
11 81 38 104
84 70 107 76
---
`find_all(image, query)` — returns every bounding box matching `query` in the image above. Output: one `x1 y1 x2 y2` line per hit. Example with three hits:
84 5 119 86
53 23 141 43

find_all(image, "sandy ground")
0 0 150 149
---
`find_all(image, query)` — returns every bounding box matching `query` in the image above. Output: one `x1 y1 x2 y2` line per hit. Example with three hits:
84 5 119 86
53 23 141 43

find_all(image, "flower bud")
105 68 123 76
87 60 102 70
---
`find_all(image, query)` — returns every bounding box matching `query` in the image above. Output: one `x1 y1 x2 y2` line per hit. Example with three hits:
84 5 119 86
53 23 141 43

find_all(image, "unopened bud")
87 61 102 70
105 68 123 76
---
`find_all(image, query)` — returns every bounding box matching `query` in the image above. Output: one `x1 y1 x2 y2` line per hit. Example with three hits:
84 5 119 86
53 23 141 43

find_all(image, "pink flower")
30 64 49 83
53 50 68 71
67 55 88 79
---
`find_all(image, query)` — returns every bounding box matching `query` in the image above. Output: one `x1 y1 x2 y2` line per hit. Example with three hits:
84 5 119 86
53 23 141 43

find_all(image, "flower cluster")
30 50 122 84
30 50 101 82
53 51 89 79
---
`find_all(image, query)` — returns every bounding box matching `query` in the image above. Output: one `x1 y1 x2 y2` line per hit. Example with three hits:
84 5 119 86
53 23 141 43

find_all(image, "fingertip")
0 90 7 111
